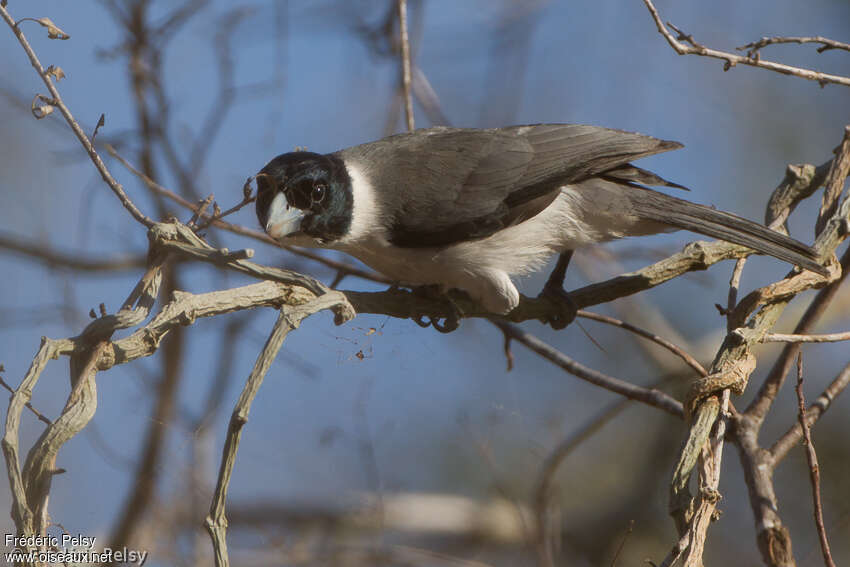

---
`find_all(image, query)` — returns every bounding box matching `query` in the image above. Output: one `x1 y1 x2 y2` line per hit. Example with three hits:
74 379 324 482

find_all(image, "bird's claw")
540 284 578 330
539 250 577 330
409 285 462 333
412 313 460 333
432 315 459 333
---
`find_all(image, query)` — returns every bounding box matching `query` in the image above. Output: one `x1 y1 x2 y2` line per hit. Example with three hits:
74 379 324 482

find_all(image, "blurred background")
1 1 849 565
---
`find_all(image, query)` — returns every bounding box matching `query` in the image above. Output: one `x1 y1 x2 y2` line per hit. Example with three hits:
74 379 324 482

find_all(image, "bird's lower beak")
266 192 306 239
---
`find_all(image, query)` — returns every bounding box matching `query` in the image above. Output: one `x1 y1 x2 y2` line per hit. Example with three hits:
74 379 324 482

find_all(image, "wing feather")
338 124 682 248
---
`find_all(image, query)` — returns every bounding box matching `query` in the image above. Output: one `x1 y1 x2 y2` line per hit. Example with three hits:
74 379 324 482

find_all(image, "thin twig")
739 36 850 58
641 0 850 88
397 0 414 131
578 310 708 377
188 194 215 228
0 375 51 425
764 331 850 343
533 397 635 567
794 354 836 567
610 520 634 567
0 4 155 226
494 321 684 418
771 360 850 462
195 177 256 231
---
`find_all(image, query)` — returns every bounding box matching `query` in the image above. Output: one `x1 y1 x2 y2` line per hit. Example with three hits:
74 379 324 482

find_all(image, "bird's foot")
539 284 578 330
539 250 577 330
410 285 462 333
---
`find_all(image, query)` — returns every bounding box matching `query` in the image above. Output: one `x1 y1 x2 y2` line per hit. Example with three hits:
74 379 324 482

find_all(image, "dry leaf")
17 17 70 40
32 105 54 119
46 65 65 80
30 94 55 119
36 17 70 40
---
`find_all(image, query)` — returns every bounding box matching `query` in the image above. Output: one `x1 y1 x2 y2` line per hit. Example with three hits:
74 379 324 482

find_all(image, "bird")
254 124 825 327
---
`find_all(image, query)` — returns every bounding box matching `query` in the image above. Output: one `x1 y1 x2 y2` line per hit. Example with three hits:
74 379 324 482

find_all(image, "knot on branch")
700 486 721 504
682 241 710 267
180 309 197 326
141 327 161 350
96 346 115 371
687 353 756 415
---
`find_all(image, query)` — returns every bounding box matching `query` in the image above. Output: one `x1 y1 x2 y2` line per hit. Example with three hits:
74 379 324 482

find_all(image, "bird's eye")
311 183 326 203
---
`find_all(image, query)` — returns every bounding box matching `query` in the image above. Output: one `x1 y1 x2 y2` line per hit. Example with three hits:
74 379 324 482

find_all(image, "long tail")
626 188 826 276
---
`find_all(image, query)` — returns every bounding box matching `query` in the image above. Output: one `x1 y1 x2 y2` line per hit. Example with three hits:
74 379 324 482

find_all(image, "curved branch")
205 294 350 567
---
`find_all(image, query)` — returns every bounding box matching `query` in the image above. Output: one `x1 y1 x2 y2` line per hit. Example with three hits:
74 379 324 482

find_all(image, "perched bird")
255 124 825 326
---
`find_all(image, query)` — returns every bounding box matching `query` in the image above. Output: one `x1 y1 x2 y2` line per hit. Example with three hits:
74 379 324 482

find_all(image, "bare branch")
2 337 74 543
764 331 850 343
103 281 333 369
533 397 635 567
640 0 850 88
0 4 155 227
771 360 850 462
206 295 350 567
662 391 731 567
725 258 746 329
577 310 708 377
665 119 850 564
816 126 850 235
794 355 836 567
0 232 146 272
739 36 850 58
494 321 684 418
765 162 832 231
397 0 414 131
188 194 216 229
2 246 166 542
0 375 51 426
610 520 634 567
746 245 850 423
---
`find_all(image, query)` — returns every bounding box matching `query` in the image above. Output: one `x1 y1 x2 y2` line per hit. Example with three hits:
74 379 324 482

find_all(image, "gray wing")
339 124 683 248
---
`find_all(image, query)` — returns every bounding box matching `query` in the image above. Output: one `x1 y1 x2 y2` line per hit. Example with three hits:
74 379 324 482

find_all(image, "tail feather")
628 189 826 276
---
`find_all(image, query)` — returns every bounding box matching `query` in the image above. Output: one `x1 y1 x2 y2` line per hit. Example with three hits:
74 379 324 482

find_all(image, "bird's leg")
410 285 461 333
539 250 578 330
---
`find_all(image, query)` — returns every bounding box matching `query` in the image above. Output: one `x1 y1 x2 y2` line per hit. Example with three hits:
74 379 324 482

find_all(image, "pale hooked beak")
266 191 305 239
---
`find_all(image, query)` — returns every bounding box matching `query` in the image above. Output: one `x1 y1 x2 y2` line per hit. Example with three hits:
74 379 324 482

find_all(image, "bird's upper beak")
266 191 305 239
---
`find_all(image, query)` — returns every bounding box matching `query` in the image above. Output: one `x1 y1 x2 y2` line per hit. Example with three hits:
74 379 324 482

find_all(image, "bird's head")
255 151 352 244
